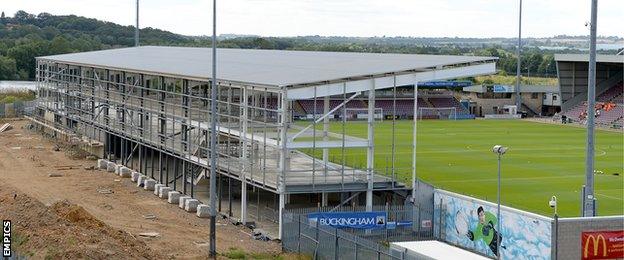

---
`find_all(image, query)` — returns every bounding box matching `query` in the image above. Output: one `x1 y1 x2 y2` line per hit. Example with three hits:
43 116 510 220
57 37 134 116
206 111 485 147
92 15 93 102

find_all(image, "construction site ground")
0 119 291 259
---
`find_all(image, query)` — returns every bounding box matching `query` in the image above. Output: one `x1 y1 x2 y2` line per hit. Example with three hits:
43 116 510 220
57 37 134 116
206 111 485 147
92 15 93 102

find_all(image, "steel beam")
366 79 375 212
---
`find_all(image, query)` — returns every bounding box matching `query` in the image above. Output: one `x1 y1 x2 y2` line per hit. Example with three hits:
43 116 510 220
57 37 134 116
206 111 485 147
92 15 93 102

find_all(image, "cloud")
2 0 622 37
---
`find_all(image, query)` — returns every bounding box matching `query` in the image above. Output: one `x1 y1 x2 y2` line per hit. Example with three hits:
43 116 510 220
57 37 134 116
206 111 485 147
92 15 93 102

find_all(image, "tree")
537 55 556 76
0 55 17 80
7 41 47 79
49 35 72 54
14 10 35 24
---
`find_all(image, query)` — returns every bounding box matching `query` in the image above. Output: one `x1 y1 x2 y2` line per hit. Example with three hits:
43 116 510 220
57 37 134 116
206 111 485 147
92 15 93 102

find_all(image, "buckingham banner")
581 230 624 260
308 211 388 229
434 189 552 259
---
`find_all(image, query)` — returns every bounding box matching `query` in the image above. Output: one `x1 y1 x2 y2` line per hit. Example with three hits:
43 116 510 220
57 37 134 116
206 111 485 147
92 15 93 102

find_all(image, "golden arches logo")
584 234 607 258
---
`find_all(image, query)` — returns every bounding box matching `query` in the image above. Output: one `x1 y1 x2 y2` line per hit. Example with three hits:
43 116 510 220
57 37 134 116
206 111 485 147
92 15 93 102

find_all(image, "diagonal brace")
289 91 360 141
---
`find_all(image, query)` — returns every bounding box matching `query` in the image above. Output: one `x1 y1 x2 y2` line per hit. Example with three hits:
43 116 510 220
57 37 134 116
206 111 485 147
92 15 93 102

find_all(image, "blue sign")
386 221 414 230
493 85 513 93
308 211 387 229
396 221 413 227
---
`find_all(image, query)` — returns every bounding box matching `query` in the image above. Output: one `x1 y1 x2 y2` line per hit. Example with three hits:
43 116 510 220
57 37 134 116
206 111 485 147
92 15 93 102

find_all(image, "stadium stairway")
521 103 539 117
293 101 306 116
422 98 435 108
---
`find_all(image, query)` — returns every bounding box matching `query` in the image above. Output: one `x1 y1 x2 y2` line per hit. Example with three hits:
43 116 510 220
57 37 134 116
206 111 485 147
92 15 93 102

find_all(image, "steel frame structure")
32 47 497 238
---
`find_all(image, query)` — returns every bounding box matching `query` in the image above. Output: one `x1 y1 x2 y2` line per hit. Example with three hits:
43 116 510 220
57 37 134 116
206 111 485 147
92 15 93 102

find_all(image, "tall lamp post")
583 0 598 218
492 145 508 260
550 196 558 259
135 0 139 47
209 0 218 257
515 0 523 111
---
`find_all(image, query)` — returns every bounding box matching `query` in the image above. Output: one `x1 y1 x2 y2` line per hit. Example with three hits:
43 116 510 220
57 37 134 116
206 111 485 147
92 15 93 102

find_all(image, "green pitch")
301 120 623 217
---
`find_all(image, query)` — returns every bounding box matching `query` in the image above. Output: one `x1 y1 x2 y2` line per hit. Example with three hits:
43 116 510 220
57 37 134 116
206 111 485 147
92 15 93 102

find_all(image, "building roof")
391 241 490 260
554 54 624 64
38 46 497 87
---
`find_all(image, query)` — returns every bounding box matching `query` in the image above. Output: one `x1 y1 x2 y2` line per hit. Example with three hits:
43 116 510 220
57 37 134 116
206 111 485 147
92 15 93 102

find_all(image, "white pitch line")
596 193 624 201
317 146 615 155
596 148 607 157
435 175 585 183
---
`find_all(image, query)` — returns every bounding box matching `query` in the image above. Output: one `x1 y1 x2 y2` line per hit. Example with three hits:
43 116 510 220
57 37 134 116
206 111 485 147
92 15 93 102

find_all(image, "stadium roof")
38 46 497 88
554 54 624 64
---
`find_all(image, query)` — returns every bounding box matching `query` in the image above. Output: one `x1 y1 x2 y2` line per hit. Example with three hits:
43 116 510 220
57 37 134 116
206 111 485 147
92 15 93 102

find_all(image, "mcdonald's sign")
581 230 624 260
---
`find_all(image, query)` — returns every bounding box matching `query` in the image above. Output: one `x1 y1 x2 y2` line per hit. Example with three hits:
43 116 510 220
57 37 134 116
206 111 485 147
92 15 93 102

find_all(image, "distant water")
0 81 37 91
538 43 623 51
597 43 624 50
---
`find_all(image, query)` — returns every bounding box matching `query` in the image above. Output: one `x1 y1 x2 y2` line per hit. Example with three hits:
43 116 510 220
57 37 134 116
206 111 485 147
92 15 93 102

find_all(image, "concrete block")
178 196 191 209
168 191 181 204
196 204 211 218
118 167 131 178
144 179 156 191
119 171 131 178
131 171 140 182
154 184 164 195
184 199 199 213
106 162 116 172
114 164 124 174
137 175 147 187
159 187 172 199
97 159 109 170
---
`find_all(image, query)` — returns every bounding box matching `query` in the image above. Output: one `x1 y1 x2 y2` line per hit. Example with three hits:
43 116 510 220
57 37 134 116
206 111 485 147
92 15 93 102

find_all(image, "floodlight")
549 196 557 208
492 145 508 155
549 196 558 216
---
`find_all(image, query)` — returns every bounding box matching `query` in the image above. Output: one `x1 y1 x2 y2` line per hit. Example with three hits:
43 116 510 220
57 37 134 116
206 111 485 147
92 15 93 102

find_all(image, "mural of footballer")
466 206 505 256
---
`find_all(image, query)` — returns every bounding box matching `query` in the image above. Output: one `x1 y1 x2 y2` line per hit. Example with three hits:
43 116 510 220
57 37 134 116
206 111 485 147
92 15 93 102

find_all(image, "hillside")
0 11 196 80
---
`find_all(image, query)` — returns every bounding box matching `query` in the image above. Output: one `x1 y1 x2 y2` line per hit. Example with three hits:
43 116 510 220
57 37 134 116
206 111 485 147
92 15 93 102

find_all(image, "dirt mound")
0 119 283 259
53 200 106 228
0 186 166 259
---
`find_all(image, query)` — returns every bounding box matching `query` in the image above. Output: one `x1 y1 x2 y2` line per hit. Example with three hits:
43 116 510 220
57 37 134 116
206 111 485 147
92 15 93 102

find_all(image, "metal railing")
0 100 37 118
282 204 435 259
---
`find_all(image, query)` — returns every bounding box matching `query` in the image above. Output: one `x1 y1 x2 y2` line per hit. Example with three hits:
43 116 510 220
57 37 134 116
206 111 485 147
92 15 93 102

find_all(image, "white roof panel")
38 46 496 87
392 240 490 260
555 54 624 64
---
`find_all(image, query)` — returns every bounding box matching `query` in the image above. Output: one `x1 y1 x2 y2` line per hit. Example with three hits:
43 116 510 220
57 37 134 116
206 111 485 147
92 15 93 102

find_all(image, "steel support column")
322 95 329 206
412 82 418 202
366 80 375 211
240 86 248 224
278 88 288 240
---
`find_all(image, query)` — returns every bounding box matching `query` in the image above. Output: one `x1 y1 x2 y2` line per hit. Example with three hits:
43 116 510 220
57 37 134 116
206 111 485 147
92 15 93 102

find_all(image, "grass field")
300 119 623 217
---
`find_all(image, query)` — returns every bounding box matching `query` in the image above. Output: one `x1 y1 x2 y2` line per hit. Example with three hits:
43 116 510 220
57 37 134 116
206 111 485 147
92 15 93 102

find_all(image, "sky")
2 0 623 38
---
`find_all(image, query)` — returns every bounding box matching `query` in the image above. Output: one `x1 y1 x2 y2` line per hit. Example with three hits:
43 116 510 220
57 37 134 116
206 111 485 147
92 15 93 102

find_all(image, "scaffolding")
32 46 497 238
